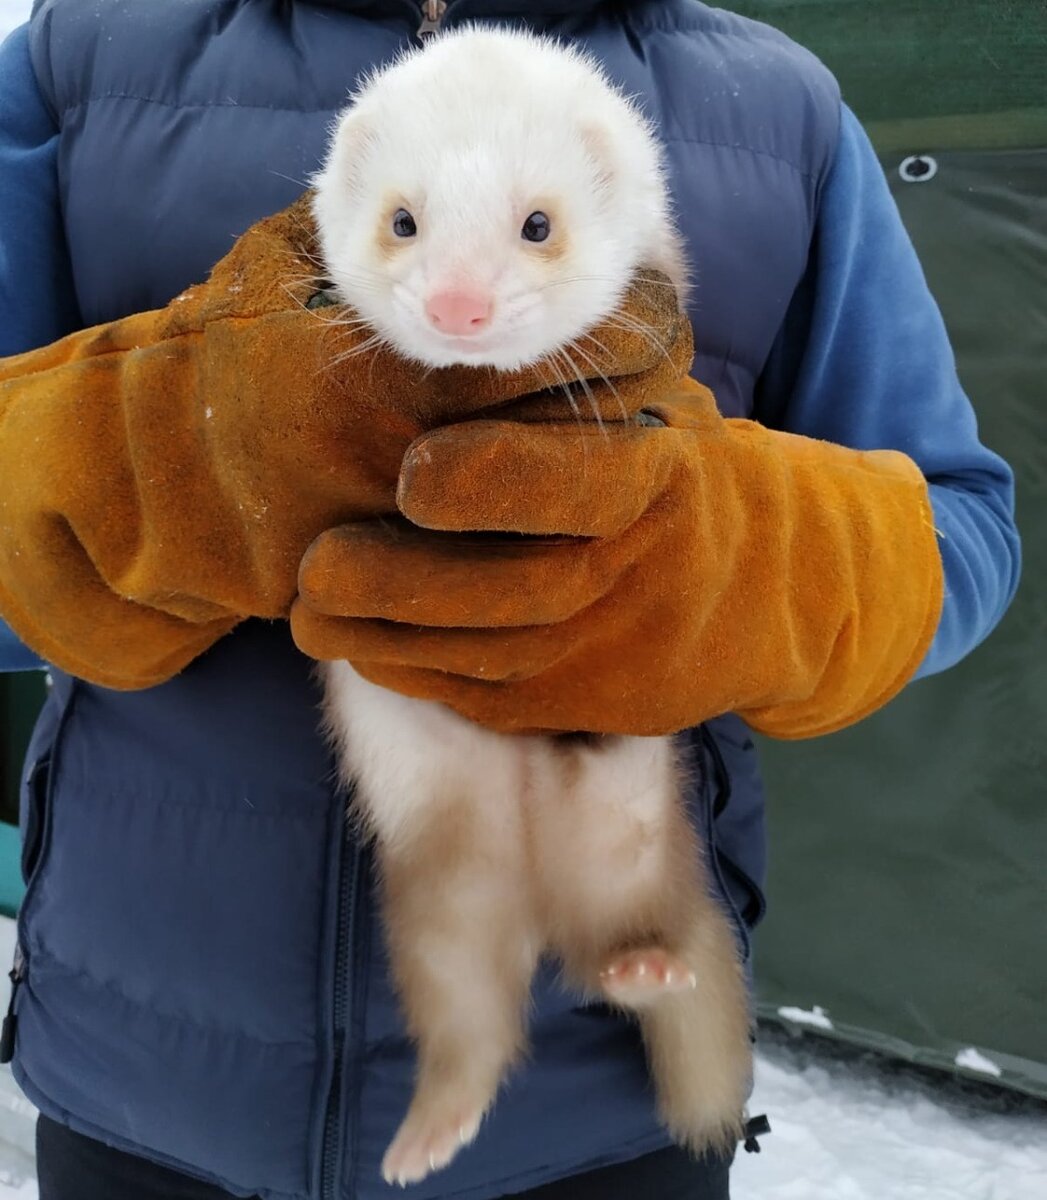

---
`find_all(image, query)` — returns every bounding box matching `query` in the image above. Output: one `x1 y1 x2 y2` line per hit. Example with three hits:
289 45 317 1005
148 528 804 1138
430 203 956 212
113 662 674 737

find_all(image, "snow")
776 1003 835 1031
955 1048 1004 1079
1 1 1045 1196
0 1 28 43
735 1030 1047 1200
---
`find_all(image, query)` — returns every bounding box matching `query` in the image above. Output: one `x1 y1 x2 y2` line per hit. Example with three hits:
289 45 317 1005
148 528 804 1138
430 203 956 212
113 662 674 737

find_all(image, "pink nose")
425 289 493 336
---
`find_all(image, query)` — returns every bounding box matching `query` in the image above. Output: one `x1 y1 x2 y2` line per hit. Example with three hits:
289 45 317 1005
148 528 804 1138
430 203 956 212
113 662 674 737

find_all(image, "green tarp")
0 673 43 915
729 2 1046 1097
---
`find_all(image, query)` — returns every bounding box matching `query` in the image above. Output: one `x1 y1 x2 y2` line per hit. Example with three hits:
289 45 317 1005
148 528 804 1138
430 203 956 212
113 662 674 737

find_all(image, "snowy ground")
1 1 1046 1197
735 1032 1046 1200
0 0 26 42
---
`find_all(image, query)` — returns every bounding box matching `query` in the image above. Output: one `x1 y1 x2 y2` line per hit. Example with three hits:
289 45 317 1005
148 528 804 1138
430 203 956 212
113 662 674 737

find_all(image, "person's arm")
0 24 81 674
756 104 1020 677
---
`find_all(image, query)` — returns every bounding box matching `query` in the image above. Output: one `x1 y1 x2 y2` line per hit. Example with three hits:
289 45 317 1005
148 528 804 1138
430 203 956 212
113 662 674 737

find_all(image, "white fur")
313 28 748 1187
312 26 683 370
322 658 526 853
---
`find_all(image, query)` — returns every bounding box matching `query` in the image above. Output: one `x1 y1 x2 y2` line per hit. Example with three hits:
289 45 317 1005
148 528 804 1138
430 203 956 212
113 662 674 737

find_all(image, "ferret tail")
640 931 752 1158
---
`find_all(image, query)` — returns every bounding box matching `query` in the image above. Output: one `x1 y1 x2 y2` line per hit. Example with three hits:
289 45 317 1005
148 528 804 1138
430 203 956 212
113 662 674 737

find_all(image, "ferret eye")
522 212 551 243
392 209 417 238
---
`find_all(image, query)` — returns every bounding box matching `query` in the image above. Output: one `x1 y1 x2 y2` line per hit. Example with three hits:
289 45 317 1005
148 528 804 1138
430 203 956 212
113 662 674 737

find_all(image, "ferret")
310 27 751 1187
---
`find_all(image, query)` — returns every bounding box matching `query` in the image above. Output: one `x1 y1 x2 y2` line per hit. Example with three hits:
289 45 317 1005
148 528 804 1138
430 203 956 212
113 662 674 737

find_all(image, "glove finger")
299 520 625 626
398 420 678 538
290 600 570 681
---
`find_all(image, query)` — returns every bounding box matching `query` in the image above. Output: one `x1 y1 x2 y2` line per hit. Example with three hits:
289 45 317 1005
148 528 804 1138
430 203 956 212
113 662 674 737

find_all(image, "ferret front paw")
598 946 697 1007
381 1102 484 1187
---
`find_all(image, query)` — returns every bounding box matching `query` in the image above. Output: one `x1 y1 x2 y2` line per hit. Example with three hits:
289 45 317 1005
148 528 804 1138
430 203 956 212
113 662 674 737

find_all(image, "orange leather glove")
0 193 689 690
292 378 944 739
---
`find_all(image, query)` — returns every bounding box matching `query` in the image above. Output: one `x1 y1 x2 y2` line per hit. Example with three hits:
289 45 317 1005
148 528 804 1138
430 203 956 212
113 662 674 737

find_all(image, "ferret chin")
312 26 748 1189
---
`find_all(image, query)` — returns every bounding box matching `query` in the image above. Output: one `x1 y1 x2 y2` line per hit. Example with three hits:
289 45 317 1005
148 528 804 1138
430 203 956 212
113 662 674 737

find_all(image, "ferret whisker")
561 343 613 437
557 350 605 444
279 275 350 315
560 352 596 467
541 352 586 435
284 269 335 284
573 334 630 423
328 316 376 331
268 169 311 189
327 332 387 368
567 337 618 396
532 273 674 292
628 273 680 289
278 242 331 275
531 275 613 292
546 351 594 470
534 353 565 399
574 328 613 362
279 280 313 311
604 312 674 367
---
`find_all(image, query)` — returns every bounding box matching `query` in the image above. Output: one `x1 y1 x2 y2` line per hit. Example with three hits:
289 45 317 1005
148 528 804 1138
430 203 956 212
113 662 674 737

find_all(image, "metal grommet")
899 154 938 183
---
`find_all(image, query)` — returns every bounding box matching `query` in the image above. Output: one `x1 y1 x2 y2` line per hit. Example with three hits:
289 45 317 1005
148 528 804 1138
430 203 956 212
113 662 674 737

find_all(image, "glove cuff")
728 424 945 739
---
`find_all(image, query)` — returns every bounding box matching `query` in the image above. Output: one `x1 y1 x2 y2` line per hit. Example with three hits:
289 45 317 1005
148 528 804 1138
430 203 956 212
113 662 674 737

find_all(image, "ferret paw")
381 1104 484 1188
598 946 697 1007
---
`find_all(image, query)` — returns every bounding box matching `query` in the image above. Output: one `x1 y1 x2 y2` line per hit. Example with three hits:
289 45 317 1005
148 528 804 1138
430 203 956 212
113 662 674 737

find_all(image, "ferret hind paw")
598 946 697 1008
381 1105 484 1187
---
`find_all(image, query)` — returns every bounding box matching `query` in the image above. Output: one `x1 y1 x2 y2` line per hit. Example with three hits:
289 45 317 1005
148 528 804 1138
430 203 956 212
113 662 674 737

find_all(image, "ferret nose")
425 289 493 336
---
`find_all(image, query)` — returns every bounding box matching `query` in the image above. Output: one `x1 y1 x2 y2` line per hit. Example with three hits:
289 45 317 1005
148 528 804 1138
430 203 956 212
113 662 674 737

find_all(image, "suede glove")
0 194 690 689
292 377 944 739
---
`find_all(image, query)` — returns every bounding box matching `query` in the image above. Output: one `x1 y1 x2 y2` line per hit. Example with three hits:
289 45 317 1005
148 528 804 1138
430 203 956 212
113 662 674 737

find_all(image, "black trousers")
37 1115 732 1199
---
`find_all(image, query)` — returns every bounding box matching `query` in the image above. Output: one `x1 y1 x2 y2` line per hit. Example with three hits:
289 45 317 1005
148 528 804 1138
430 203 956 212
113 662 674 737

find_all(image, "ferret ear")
337 109 375 153
580 122 618 191
325 109 377 193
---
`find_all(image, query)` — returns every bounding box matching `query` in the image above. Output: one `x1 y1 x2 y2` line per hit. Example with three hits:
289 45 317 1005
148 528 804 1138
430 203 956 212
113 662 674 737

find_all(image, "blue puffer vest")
13 2 839 1197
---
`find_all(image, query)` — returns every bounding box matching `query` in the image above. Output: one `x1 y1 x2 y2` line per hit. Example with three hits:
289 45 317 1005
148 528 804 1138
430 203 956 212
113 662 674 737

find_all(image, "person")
0 2 1020 1198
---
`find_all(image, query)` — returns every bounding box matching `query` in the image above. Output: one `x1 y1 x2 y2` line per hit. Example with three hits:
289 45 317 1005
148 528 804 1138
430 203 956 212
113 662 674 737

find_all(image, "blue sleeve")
0 22 81 673
757 105 1021 678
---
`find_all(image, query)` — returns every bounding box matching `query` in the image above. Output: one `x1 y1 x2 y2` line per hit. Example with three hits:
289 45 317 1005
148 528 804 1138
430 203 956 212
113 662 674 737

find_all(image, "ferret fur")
311 27 751 1187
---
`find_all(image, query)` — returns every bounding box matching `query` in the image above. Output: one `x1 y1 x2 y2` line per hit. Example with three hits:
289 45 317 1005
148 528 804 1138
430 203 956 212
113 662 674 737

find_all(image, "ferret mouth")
444 335 500 352
435 331 519 358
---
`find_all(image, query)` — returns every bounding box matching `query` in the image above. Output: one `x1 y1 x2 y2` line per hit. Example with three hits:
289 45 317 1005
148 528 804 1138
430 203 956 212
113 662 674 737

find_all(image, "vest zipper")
417 0 448 37
0 943 26 1065
320 825 361 1200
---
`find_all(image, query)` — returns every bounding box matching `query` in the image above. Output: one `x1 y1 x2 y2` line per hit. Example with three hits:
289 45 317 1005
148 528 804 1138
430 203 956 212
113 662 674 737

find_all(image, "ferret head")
311 27 683 371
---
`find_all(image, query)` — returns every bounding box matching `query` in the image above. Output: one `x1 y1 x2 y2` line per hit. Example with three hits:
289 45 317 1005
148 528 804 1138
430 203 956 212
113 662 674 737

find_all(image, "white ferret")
310 27 751 1188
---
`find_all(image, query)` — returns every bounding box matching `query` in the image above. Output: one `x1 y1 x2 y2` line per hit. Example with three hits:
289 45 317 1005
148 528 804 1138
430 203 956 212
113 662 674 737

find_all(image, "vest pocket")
20 755 52 888
715 850 767 932
694 727 766 961
4 756 52 1065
